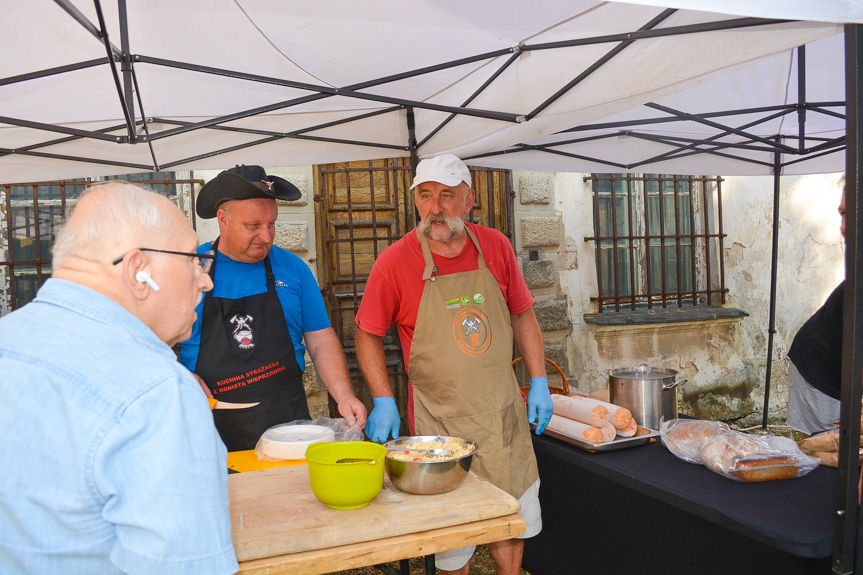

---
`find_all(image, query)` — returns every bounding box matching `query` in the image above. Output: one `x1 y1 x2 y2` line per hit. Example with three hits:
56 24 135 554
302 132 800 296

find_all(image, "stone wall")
511 172 573 389
510 171 846 425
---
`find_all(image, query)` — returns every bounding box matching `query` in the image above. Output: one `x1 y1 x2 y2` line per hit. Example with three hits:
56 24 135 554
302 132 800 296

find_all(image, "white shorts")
787 361 840 435
434 477 542 571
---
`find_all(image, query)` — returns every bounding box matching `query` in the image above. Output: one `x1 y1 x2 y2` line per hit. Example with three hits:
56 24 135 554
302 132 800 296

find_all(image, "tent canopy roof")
0 1 860 183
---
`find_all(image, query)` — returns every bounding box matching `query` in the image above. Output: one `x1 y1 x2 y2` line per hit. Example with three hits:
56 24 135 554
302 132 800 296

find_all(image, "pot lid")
608 362 679 379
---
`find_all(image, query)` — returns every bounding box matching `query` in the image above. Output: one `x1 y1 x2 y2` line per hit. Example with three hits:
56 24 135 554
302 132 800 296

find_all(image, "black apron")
194 238 309 451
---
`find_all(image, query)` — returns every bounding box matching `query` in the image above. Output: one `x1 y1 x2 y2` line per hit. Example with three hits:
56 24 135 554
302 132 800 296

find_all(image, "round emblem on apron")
452 307 491 356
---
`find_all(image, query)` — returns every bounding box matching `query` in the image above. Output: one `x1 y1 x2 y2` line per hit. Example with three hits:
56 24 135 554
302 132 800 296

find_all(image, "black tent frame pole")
52 0 121 57
117 0 135 143
762 139 782 429
406 106 420 227
835 22 863 575
406 107 419 178
797 45 807 153
92 0 134 141
12 7 787 172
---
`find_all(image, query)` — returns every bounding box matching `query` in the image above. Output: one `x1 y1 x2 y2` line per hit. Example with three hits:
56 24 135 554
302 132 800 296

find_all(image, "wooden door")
315 160 512 423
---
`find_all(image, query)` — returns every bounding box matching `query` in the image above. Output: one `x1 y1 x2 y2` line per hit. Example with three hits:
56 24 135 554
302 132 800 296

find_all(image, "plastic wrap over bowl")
384 435 476 495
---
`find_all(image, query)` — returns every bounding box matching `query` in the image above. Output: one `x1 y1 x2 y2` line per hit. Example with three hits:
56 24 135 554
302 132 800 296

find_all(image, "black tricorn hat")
196 165 302 219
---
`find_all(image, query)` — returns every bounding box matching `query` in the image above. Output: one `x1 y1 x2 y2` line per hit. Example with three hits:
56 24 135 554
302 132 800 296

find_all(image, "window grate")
585 173 727 313
0 173 201 313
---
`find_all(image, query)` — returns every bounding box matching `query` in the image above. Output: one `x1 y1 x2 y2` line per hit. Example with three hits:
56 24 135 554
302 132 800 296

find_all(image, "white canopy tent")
0 1 856 183
2 1 863 572
466 32 847 175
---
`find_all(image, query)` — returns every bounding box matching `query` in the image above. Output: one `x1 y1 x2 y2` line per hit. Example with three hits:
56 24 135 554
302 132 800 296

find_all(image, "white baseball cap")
410 154 472 190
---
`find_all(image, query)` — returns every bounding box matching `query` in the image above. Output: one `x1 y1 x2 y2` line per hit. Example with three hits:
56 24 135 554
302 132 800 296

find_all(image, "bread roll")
606 405 634 431
698 432 798 482
665 420 728 442
730 458 798 482
551 394 609 427
596 422 617 442
616 419 639 438
552 393 634 430
546 414 615 444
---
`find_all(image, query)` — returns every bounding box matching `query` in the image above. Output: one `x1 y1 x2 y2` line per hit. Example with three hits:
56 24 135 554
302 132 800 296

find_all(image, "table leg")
372 563 403 575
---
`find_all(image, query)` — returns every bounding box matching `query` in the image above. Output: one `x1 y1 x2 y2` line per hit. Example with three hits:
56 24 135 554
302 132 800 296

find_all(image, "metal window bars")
0 173 200 312
585 173 727 313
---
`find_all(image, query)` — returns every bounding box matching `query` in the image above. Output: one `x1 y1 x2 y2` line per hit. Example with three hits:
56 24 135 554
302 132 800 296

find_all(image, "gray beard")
419 214 465 243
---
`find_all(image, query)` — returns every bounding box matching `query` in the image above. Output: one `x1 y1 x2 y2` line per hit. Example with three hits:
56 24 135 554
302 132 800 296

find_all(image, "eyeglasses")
112 248 216 273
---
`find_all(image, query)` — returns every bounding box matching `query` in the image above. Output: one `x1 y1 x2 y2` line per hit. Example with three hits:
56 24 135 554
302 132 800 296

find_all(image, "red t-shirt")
355 221 534 374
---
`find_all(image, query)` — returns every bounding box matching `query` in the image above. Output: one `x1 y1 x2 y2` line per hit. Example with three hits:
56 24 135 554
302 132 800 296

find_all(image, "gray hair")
52 181 173 267
839 173 846 191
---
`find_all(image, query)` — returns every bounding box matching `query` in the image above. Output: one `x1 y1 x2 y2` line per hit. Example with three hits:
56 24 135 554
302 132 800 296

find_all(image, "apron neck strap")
418 231 436 281
464 225 486 269
417 224 486 281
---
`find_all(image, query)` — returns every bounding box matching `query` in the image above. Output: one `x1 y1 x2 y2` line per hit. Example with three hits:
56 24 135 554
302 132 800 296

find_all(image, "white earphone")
135 270 161 292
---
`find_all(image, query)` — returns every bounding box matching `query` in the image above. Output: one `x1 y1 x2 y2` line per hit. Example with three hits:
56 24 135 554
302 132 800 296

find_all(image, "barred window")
0 172 198 314
586 173 727 313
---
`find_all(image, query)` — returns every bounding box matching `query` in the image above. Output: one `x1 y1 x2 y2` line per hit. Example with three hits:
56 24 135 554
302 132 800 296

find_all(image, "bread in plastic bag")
661 418 820 482
660 419 731 464
254 417 365 461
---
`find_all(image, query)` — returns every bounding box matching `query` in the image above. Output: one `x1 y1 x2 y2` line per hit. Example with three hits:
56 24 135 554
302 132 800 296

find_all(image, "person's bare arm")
354 327 395 398
304 327 367 427
355 326 402 442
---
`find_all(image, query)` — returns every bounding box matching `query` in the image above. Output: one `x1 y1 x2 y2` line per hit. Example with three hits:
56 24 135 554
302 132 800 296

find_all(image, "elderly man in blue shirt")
0 182 238 575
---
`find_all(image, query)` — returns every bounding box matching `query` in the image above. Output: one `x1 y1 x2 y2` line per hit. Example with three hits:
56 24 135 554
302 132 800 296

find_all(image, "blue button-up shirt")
0 279 238 575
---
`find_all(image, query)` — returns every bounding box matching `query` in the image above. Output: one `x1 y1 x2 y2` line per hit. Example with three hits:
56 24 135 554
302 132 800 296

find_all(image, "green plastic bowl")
304 441 386 510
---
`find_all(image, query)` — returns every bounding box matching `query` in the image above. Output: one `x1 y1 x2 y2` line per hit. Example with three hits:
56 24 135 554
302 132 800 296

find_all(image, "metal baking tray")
534 424 660 452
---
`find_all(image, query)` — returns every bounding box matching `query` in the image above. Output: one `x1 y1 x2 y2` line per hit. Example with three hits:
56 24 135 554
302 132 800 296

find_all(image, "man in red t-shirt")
354 154 551 575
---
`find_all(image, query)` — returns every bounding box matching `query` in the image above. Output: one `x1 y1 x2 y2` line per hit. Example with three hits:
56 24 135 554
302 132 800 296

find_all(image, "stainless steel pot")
604 363 688 431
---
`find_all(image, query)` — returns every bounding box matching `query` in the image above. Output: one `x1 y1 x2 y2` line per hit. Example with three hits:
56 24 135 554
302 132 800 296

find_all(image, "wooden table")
229 465 526 575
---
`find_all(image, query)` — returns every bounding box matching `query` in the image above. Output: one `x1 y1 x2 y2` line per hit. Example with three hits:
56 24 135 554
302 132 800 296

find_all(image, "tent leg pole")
406 106 419 178
406 106 421 226
118 0 135 142
762 142 781 429
834 22 863 575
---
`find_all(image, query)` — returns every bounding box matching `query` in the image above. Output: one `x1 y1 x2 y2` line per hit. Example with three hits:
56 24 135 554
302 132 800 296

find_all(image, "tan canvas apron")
409 226 538 498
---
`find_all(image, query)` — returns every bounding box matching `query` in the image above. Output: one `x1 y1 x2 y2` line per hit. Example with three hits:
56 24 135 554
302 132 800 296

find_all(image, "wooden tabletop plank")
229 466 521 562
236 513 527 575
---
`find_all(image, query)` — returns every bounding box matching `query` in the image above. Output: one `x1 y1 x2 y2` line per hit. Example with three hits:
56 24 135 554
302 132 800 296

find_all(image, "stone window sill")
583 305 748 326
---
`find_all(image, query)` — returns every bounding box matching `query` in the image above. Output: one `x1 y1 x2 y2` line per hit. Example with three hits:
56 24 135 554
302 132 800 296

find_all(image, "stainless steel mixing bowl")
383 435 477 495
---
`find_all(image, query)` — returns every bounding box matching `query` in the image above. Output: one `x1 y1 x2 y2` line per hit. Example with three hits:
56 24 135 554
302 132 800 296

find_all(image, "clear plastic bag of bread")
661 419 821 482
660 419 731 464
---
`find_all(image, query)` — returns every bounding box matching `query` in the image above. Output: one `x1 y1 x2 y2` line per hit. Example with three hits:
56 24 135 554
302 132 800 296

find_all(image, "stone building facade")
0 168 845 425
510 171 845 426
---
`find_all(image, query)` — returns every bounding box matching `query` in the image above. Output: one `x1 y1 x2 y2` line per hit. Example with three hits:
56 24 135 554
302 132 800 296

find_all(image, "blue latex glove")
366 397 401 443
527 376 553 435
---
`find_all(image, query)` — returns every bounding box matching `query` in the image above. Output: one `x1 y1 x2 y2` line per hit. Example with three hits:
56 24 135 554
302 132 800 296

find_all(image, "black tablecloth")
524 432 836 575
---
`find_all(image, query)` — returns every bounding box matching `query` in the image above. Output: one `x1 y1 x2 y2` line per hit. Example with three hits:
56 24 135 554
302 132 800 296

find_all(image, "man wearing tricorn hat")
178 165 366 451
